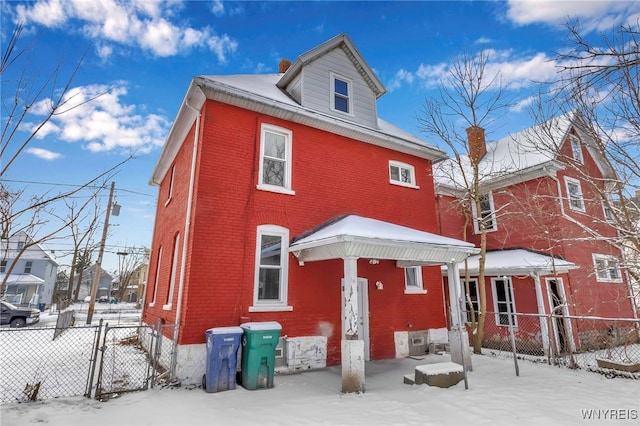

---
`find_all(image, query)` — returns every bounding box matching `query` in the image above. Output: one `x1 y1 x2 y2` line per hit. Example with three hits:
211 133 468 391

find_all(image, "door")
341 278 370 361
547 278 572 354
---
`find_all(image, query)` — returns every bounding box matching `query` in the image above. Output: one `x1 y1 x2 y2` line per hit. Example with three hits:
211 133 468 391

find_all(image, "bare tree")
533 19 640 307
418 49 514 353
114 248 145 302
1 23 132 293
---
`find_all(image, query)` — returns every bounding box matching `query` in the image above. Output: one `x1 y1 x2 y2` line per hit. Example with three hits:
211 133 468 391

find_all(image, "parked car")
0 301 40 327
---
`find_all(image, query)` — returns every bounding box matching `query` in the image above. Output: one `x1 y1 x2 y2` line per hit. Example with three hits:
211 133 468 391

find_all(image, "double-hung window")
492 277 517 326
251 225 292 311
330 73 352 115
389 161 418 188
24 261 32 274
593 254 622 282
463 279 480 322
564 177 585 212
258 124 294 195
163 233 180 310
404 267 426 294
165 166 175 206
569 134 584 164
472 192 497 233
0 260 5 273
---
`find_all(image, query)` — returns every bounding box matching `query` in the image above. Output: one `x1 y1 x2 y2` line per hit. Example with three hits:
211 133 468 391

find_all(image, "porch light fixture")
375 281 383 290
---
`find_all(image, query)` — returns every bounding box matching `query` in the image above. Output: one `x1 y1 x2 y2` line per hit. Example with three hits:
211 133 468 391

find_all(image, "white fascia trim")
197 78 446 161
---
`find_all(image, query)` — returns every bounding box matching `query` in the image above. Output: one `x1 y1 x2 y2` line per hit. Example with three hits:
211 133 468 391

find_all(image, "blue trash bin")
203 326 243 393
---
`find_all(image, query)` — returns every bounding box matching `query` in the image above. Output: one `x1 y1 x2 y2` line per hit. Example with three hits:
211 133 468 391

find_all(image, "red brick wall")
144 100 445 364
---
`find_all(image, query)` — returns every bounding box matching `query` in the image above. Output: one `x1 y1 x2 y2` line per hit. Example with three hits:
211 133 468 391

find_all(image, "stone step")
412 362 464 388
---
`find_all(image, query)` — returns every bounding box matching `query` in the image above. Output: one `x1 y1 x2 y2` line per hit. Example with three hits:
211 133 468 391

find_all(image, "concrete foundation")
341 339 365 393
448 328 472 371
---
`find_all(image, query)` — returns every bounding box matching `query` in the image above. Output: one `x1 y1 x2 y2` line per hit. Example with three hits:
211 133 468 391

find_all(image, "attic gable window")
257 124 295 195
564 177 585 212
569 134 584 164
330 72 352 115
389 161 419 189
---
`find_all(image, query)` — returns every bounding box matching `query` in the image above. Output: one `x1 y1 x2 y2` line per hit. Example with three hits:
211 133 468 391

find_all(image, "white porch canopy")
289 215 478 263
442 248 577 276
0 274 45 286
289 214 478 393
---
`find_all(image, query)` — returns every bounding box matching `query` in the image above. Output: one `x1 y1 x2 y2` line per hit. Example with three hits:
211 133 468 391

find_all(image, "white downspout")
170 88 203 380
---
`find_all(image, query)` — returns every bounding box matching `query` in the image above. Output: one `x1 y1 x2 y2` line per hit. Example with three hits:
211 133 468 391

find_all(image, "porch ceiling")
289 215 479 263
441 248 578 276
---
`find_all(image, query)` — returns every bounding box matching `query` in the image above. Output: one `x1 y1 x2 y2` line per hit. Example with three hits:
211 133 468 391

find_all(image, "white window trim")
601 199 615 222
462 278 480 322
163 234 180 310
564 176 586 212
389 160 419 189
165 166 175 206
250 225 292 312
330 72 354 116
472 192 497 234
404 267 427 294
592 254 622 282
149 247 162 307
491 277 518 327
257 124 295 195
569 134 584 164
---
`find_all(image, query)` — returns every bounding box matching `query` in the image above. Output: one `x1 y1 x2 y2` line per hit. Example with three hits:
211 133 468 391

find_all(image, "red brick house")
434 113 638 356
143 34 477 390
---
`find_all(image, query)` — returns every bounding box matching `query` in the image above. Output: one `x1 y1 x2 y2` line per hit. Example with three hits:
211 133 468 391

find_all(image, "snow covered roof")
289 215 478 264
442 248 577 276
151 72 445 185
433 113 576 193
0 274 45 286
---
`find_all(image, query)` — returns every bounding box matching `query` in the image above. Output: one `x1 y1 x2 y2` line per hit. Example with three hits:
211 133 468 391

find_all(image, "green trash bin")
240 321 282 390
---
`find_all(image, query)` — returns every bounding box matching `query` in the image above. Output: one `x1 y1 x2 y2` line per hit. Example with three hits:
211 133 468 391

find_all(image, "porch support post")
447 261 472 370
341 257 365 393
533 273 550 356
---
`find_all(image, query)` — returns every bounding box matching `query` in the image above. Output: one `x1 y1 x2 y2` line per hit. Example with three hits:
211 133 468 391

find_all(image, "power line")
1 178 156 198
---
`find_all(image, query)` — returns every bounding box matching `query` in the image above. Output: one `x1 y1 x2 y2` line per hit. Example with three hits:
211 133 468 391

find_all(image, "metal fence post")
85 319 103 398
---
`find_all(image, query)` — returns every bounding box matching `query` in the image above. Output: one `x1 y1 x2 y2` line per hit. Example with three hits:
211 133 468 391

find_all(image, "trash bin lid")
240 321 282 331
206 326 244 335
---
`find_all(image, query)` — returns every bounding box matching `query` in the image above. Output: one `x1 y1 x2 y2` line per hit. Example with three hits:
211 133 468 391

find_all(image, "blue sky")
1 0 638 274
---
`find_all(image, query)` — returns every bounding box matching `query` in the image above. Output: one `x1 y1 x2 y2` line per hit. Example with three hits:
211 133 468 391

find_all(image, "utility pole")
86 182 115 324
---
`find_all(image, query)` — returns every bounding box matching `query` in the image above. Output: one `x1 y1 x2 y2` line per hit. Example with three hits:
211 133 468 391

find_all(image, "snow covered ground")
3 354 638 426
37 302 143 327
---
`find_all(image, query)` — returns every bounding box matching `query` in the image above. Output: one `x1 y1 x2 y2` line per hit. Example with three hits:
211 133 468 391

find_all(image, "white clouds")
387 69 415 92
30 83 170 155
505 0 640 32
211 0 224 17
13 0 238 60
26 147 62 161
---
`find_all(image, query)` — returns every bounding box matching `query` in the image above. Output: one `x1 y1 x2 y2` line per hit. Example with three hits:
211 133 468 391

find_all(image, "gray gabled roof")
277 33 386 98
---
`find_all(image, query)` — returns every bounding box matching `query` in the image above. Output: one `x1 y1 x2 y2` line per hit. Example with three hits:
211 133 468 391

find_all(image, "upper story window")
564 177 585 212
16 241 25 251
24 261 33 274
0 260 6 273
472 192 497 234
492 277 517 327
593 254 622 282
330 72 352 115
389 161 418 189
250 225 292 312
165 165 175 206
257 124 294 195
404 267 426 294
149 247 162 307
569 134 583 164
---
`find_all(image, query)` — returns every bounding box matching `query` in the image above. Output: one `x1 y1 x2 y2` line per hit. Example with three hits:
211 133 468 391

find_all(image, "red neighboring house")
434 113 638 356
143 34 476 390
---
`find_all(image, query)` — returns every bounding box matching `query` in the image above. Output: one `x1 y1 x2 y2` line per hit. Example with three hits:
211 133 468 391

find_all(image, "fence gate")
95 324 153 400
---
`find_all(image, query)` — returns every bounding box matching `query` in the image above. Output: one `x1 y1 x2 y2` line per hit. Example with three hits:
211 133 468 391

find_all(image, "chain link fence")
471 312 640 378
0 324 101 403
0 320 177 404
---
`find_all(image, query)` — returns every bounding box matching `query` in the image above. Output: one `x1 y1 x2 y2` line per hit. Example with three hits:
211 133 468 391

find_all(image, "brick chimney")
466 125 487 164
278 58 292 73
